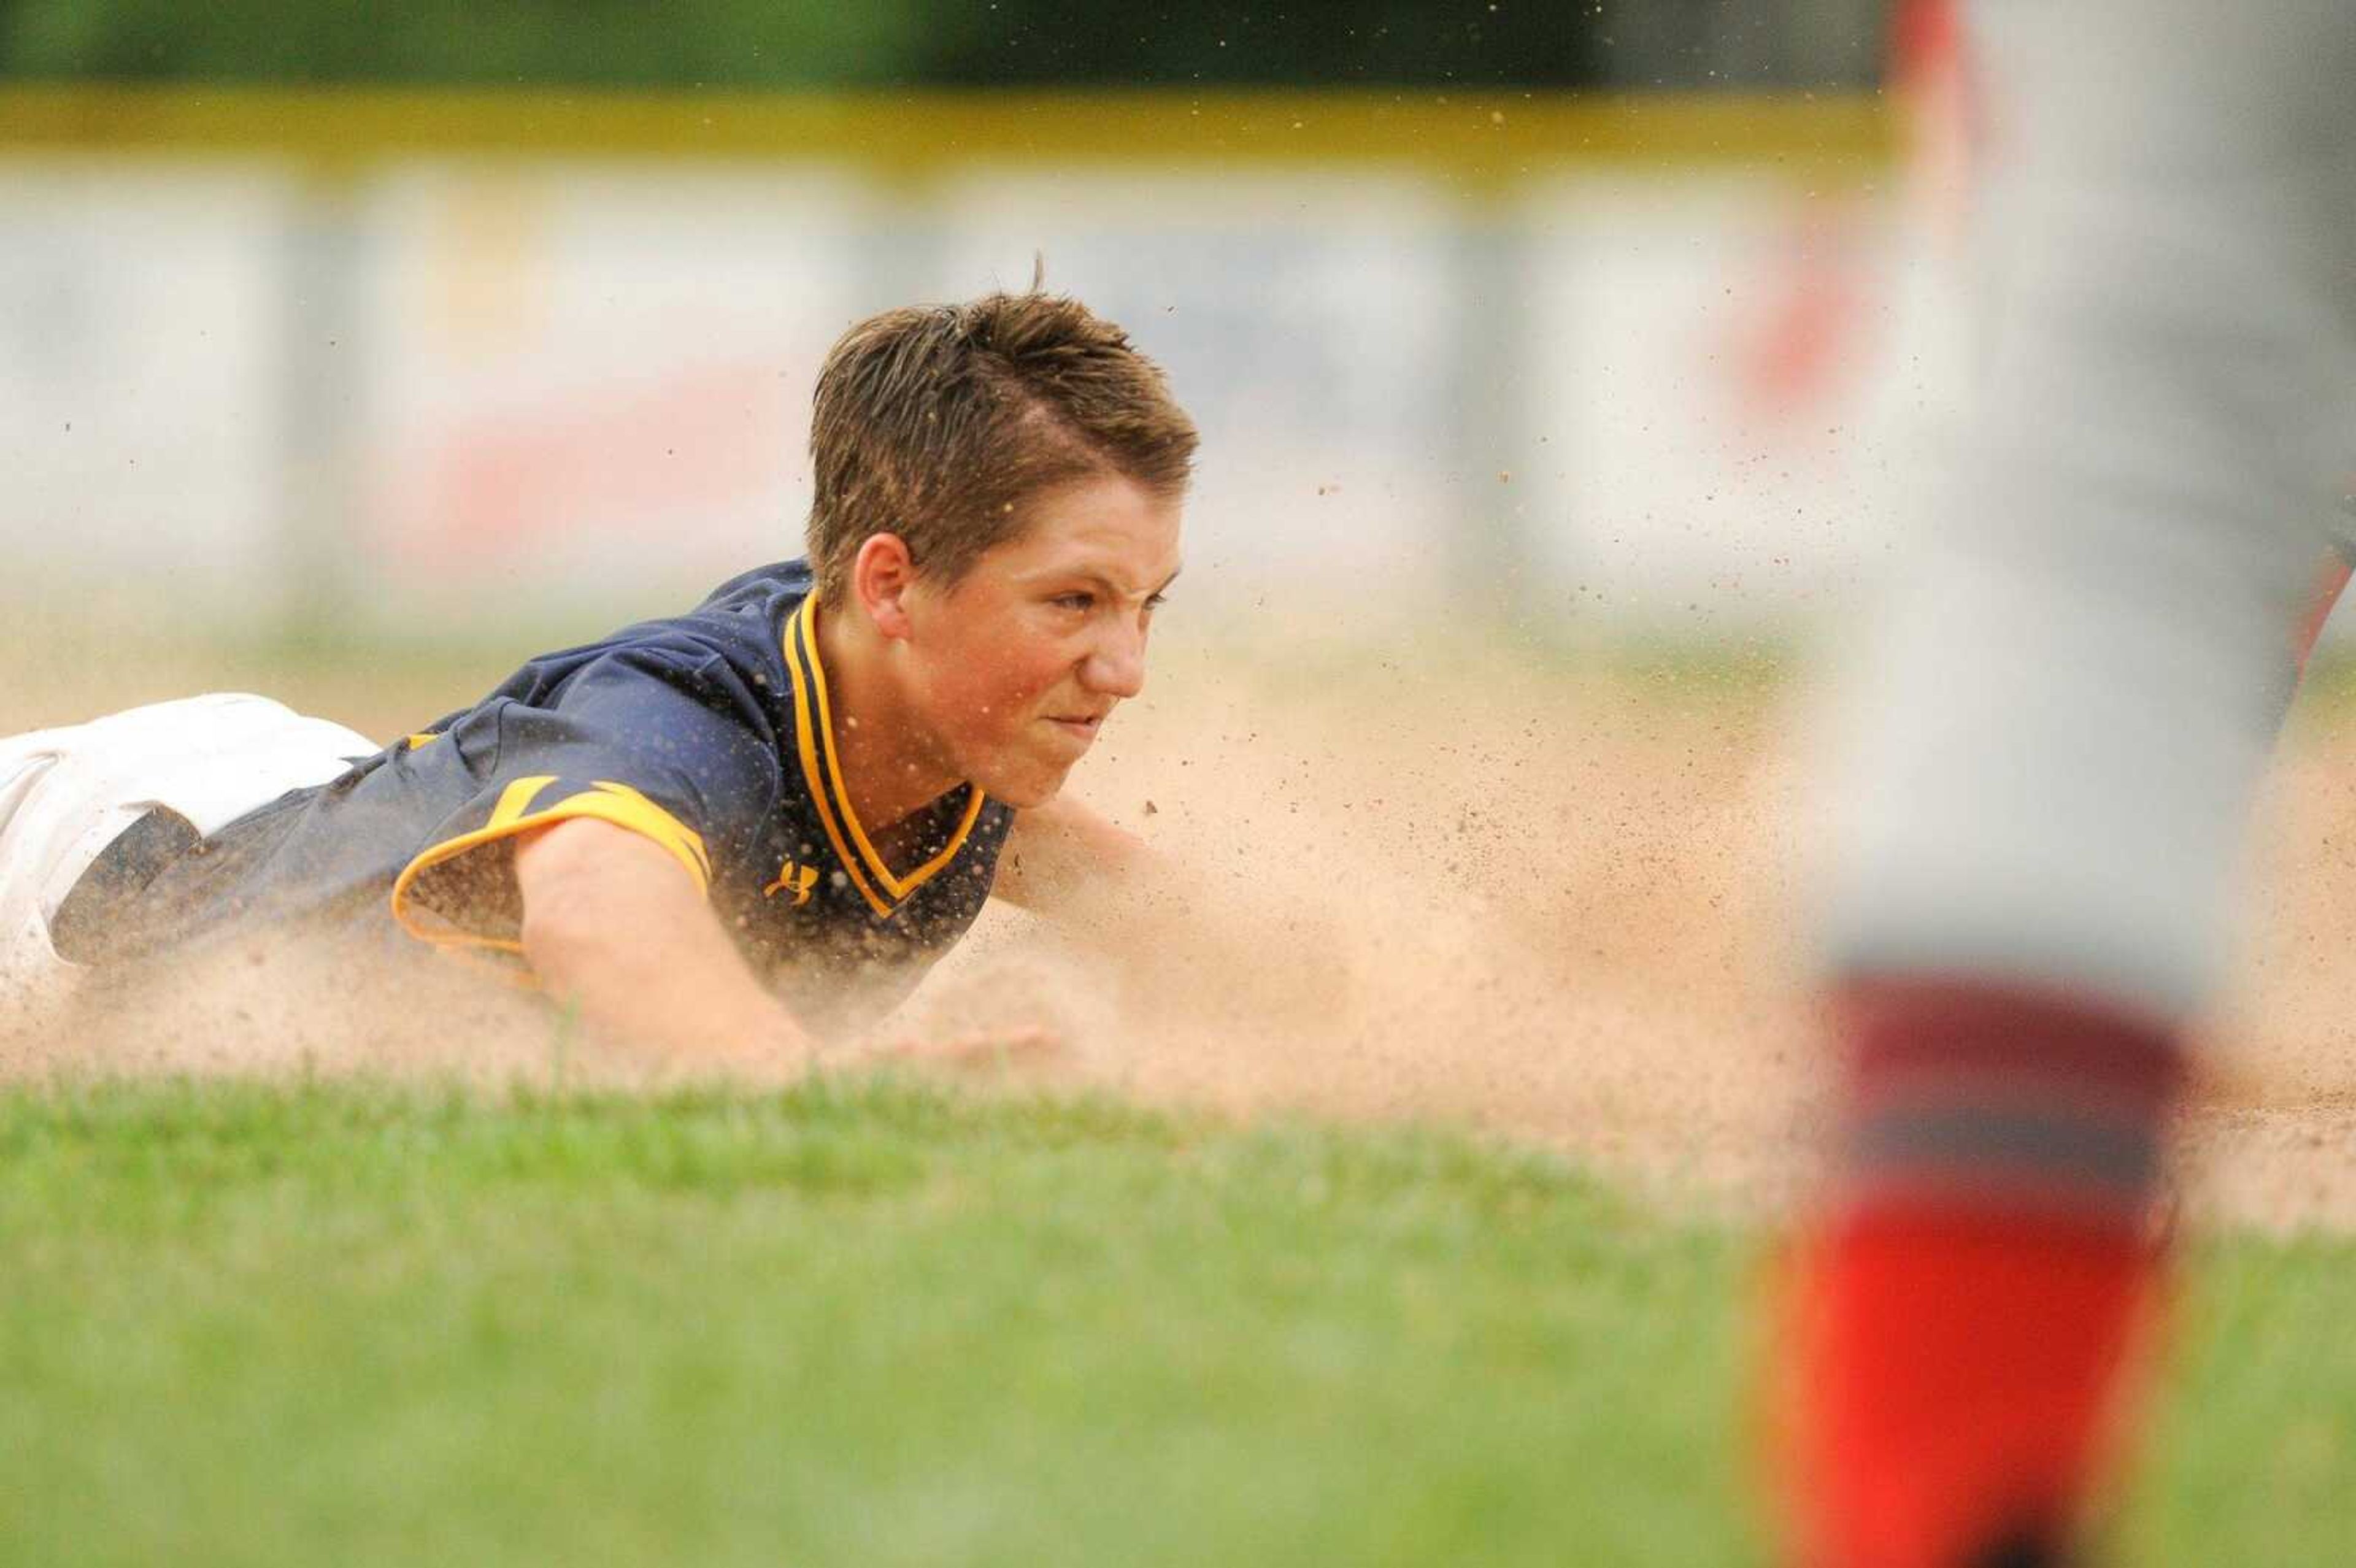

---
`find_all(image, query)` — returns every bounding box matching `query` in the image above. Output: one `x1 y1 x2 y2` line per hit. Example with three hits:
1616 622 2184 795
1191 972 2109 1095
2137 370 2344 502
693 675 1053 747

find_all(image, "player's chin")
970 747 1079 809
982 773 1068 810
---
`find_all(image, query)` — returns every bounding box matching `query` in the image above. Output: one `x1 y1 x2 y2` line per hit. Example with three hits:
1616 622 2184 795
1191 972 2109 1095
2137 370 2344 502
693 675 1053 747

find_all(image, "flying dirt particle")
1143 800 1158 816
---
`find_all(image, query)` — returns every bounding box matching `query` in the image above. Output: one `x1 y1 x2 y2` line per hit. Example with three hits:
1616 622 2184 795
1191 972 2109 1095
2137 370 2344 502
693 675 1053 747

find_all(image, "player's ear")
852 532 918 640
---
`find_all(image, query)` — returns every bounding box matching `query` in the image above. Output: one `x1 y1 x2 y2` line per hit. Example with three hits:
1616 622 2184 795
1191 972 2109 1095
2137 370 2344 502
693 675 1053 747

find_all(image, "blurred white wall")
0 124 1953 640
0 161 292 592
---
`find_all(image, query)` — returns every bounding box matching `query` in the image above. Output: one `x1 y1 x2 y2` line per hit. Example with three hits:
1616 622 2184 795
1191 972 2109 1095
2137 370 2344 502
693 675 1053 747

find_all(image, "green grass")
2130 1234 2356 1564
0 1080 1759 1567
3 1080 2353 1567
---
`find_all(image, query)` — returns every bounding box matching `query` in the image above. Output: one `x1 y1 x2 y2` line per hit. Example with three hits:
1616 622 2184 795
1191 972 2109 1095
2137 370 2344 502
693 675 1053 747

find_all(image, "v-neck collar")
782 595 987 918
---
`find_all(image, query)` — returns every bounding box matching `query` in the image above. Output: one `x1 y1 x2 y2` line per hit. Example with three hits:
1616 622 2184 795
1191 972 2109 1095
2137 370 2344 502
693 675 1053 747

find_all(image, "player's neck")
813 598 961 836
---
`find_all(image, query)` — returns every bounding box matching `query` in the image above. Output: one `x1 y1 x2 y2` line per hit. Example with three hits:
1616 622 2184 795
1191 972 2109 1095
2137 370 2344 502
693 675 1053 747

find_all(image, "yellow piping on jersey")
388 774 712 953
405 732 441 750
792 599 985 899
784 603 891 917
782 597 985 918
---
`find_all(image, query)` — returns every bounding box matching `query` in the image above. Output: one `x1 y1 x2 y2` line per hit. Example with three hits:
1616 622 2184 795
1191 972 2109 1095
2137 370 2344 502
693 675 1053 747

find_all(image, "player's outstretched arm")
513 818 817 1082
990 795 1157 918
993 796 1344 1026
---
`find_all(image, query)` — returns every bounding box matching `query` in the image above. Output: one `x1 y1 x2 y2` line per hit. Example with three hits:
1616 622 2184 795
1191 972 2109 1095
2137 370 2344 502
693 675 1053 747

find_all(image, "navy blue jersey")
118 561 1014 1026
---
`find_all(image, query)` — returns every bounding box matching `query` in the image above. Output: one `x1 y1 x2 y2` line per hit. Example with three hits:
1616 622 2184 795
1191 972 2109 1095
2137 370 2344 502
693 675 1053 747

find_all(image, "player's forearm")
515 821 814 1075
526 905 810 1075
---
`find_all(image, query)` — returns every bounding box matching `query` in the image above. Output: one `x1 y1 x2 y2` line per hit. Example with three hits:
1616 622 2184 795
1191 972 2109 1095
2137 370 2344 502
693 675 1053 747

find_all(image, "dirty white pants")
0 694 374 1019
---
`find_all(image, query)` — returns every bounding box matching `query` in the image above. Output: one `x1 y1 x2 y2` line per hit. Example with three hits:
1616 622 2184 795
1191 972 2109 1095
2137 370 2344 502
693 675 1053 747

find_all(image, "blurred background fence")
0 1 1947 646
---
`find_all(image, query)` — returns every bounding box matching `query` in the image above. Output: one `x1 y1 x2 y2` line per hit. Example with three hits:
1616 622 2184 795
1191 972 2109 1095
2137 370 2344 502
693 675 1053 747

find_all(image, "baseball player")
0 291 1194 1073
1788 4 2356 1566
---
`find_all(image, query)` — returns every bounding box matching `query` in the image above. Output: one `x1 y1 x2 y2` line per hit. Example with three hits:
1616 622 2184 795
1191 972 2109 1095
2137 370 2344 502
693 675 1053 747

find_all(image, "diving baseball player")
0 290 1195 1073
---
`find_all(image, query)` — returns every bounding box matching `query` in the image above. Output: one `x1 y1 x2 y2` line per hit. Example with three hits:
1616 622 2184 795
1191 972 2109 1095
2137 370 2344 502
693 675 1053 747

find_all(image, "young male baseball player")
0 290 1194 1074
1788 4 2356 1565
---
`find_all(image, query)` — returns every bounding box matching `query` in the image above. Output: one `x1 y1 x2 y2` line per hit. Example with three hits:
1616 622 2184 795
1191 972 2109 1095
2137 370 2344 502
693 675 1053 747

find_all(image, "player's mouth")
1042 712 1109 747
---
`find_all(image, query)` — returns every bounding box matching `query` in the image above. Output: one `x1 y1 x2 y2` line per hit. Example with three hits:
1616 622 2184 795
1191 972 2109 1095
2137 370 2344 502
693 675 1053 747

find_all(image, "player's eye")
1144 593 1167 612
1051 591 1095 612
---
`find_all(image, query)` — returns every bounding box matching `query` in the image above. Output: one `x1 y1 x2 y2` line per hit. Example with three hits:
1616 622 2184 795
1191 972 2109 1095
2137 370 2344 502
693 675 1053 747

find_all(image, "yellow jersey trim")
783 603 891 917
782 597 987 918
793 599 986 899
388 774 712 952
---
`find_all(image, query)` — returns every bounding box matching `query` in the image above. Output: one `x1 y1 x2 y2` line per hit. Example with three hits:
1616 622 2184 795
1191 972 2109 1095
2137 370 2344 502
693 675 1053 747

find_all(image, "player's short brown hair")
804 291 1197 602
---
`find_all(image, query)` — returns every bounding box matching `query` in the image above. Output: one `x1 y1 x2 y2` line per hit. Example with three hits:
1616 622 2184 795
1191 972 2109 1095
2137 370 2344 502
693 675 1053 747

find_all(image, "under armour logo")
764 861 819 905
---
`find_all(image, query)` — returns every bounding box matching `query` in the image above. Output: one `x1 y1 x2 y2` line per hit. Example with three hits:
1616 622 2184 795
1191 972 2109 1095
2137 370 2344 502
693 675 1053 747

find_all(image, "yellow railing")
0 85 1893 187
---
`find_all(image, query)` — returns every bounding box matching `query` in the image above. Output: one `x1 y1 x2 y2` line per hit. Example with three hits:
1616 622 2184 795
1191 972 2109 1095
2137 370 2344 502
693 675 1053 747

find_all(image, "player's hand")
837 1022 1064 1073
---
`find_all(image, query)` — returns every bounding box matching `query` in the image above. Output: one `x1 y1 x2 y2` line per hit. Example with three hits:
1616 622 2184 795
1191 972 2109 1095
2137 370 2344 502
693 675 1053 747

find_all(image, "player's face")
903 473 1183 807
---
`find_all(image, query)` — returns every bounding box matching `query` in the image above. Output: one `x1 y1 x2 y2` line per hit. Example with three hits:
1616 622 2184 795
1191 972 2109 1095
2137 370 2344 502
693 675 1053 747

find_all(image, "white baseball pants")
0 694 374 1018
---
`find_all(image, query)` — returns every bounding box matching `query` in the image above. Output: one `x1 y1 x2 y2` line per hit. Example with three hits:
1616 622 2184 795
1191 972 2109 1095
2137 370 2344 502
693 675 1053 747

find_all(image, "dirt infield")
12 639 2356 1233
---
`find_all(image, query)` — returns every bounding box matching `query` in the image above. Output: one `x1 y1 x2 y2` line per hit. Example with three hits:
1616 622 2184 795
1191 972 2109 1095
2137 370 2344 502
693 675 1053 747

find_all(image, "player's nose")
1080 620 1148 699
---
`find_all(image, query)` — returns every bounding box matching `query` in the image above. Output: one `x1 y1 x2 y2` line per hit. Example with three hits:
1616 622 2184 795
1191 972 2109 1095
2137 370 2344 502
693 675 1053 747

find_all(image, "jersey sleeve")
388 647 780 959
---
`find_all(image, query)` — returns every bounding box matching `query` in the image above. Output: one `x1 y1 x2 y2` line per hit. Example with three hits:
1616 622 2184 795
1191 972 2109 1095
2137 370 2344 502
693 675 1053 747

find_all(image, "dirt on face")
12 637 2356 1235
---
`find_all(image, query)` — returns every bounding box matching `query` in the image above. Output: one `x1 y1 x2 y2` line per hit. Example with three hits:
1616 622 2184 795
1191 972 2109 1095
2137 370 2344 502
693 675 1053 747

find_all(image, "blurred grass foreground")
2 1078 2355 1565
0 1078 1761 1567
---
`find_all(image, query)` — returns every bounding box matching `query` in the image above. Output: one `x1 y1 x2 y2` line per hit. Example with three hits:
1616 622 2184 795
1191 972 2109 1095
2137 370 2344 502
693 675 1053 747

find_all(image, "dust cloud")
907 644 1829 1214
12 639 2356 1234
